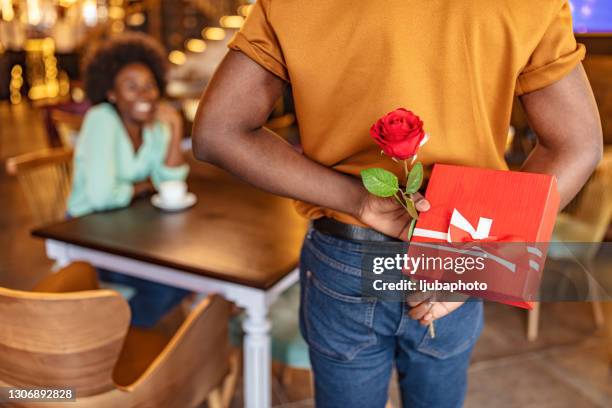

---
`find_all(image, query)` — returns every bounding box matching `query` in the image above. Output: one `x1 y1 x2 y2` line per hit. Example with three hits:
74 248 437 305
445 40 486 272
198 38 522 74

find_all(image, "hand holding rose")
361 108 430 240
358 192 430 241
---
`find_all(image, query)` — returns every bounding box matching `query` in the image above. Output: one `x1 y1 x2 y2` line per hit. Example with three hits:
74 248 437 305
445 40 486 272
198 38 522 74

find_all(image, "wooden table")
32 173 308 408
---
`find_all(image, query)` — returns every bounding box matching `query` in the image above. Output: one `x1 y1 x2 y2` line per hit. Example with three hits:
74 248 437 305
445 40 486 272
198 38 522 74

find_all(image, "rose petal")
370 108 427 159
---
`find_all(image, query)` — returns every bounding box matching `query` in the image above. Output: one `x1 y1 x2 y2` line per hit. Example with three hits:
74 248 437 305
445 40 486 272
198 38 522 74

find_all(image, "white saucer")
151 192 197 212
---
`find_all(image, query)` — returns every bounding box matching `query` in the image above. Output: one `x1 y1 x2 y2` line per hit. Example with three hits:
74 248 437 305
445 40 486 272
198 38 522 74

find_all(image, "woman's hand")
155 102 183 137
358 192 430 242
156 102 186 166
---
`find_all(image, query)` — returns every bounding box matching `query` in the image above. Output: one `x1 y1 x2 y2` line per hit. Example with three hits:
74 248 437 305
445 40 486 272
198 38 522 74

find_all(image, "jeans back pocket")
415 300 484 360
302 269 377 362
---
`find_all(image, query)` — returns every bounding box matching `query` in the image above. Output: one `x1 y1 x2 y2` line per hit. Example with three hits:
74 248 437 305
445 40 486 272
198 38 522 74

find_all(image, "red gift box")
408 164 560 309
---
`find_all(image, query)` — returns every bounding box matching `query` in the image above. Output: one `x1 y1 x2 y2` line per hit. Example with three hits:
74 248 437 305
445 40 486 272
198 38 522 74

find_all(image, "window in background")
571 0 612 33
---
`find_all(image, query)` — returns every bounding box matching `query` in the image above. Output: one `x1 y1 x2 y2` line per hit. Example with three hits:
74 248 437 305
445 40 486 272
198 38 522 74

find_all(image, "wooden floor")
1 102 610 408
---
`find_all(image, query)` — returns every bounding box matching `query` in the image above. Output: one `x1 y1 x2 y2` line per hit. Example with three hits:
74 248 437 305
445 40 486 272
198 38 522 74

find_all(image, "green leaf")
360 168 399 197
405 198 419 219
407 218 417 240
405 162 424 194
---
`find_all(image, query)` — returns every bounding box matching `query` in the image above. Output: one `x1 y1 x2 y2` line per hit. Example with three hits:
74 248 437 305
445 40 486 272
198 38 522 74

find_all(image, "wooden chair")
49 108 85 147
527 152 612 341
5 147 74 225
605 302 612 370
0 262 238 408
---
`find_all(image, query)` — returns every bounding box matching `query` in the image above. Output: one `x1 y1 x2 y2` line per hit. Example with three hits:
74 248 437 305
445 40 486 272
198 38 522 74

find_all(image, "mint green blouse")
67 103 189 217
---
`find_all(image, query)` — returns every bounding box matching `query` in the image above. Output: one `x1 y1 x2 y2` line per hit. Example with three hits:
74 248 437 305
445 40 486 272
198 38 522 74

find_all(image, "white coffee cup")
158 180 187 206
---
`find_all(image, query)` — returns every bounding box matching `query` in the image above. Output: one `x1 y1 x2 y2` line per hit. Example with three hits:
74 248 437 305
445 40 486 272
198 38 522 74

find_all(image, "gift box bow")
412 209 542 273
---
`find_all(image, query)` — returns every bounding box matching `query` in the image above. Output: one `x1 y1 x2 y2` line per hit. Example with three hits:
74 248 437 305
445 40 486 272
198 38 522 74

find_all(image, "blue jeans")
97 269 189 328
299 229 483 408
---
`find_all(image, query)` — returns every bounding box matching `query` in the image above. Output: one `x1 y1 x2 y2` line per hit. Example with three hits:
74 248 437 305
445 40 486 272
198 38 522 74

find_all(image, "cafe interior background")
0 0 611 407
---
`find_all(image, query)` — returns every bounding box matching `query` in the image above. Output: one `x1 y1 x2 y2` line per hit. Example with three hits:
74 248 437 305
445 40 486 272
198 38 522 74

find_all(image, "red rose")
370 108 426 160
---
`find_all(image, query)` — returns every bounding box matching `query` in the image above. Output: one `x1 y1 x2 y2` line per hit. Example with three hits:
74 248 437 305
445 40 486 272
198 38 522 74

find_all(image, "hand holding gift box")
408 164 560 309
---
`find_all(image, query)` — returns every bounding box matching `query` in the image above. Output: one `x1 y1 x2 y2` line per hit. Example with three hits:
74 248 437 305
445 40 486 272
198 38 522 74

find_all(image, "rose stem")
401 191 415 207
428 322 436 338
394 192 409 211
403 160 409 181
406 218 417 240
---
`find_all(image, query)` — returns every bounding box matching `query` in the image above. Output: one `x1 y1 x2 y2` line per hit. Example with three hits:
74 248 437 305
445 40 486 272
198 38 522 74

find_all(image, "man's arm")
192 50 425 240
193 51 364 216
519 63 603 208
412 64 602 326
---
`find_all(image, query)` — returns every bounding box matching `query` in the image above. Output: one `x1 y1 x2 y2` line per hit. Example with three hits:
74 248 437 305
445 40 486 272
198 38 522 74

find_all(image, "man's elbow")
192 129 212 163
191 113 219 163
593 137 604 165
587 125 604 169
561 122 603 170
569 129 604 181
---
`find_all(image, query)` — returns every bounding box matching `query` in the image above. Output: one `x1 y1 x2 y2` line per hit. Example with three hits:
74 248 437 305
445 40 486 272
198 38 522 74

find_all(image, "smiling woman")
66 32 190 328
69 32 188 217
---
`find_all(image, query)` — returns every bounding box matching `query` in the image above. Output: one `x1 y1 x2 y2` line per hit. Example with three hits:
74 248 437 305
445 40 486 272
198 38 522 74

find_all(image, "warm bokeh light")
201 27 226 41
58 0 77 6
108 6 125 20
1 0 14 22
28 85 46 100
111 20 124 33
71 86 85 103
26 0 43 26
9 93 22 105
220 15 244 28
82 0 97 27
22 38 62 101
506 126 515 150
238 4 253 17
9 65 23 105
58 71 70 97
185 38 207 53
24 37 54 53
182 99 200 123
168 50 187 65
126 12 145 26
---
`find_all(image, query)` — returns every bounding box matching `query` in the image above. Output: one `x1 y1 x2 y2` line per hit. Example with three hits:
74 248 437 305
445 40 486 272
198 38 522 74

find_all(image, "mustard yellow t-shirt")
228 0 585 226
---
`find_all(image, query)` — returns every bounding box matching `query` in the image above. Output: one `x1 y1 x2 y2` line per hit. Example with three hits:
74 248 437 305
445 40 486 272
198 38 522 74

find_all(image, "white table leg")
242 305 272 408
46 240 71 268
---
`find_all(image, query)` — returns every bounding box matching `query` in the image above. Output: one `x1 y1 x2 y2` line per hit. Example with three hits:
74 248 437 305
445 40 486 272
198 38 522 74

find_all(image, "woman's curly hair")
82 32 168 104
